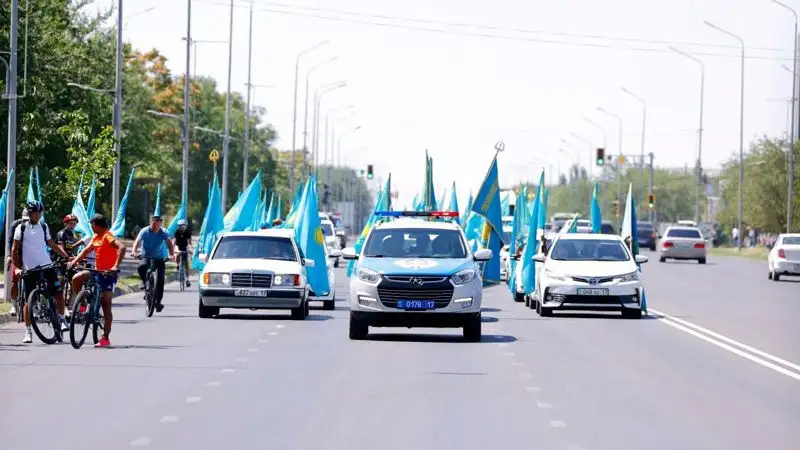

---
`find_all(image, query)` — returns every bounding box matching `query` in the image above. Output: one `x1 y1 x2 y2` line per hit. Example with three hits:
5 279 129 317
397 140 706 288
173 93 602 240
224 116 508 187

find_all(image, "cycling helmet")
25 201 43 212
177 219 188 227
63 214 78 223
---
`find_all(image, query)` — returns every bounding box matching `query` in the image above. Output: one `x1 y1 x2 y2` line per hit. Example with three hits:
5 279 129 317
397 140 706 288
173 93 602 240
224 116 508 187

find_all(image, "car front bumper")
199 287 305 309
540 279 642 312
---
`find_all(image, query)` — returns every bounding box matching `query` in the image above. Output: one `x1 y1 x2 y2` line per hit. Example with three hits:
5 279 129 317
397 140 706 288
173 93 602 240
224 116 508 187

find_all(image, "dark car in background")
600 220 616 235
637 221 657 251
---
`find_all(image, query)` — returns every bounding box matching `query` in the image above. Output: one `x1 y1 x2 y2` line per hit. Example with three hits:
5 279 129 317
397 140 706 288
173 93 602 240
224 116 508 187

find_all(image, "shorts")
22 267 60 299
94 272 118 293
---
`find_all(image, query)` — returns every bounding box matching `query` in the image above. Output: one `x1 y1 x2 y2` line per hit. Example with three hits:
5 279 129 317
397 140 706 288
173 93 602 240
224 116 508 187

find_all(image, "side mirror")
532 254 546 263
342 247 358 260
198 254 208 263
635 255 649 264
303 258 316 268
329 249 343 258
473 248 493 261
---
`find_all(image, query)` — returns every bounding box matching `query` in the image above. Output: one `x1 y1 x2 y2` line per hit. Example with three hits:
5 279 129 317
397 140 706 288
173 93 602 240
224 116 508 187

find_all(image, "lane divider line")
652 312 800 381
650 308 800 372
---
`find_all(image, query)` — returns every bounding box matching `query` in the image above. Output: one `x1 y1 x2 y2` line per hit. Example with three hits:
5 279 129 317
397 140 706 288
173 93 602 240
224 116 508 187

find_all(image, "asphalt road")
0 258 798 450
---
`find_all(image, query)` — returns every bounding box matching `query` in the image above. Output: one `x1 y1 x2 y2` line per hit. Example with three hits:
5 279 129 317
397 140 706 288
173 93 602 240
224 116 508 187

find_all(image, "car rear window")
666 228 702 239
782 236 800 245
321 222 334 237
212 236 298 261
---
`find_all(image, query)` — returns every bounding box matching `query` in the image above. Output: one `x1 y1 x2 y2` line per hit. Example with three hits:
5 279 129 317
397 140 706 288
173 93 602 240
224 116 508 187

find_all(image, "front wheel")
698 258 707 265
349 314 368 340
179 266 186 292
291 302 306 320
69 291 91 349
514 292 525 303
463 315 481 342
198 298 218 318
322 299 335 311
28 289 60 345
144 272 156 317
622 308 642 319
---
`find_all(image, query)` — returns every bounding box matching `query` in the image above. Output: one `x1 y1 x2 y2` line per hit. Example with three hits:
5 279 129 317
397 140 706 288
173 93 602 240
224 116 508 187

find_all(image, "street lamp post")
670 46 706 225
221 0 234 211
291 40 330 195
4 0 20 303
772 0 797 233
182 0 192 207
621 88 646 176
312 82 347 174
302 56 339 175
242 1 254 192
705 21 745 249
596 107 624 206
110 0 124 222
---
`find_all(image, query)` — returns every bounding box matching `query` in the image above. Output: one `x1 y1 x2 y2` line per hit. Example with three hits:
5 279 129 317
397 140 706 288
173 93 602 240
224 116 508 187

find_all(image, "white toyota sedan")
532 233 648 319
768 233 800 281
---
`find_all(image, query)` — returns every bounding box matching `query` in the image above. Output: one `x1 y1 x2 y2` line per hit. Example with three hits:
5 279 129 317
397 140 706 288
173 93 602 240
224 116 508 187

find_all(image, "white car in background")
198 230 314 320
768 233 800 281
533 233 647 319
500 245 511 281
320 218 341 268
308 242 342 310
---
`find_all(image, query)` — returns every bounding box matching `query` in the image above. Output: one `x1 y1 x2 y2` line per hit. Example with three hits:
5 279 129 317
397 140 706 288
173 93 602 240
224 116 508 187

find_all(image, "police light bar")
375 211 459 218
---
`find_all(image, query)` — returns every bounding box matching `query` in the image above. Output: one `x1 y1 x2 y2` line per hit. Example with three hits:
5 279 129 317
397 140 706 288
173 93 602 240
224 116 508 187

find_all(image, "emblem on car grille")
588 278 599 285
409 277 425 286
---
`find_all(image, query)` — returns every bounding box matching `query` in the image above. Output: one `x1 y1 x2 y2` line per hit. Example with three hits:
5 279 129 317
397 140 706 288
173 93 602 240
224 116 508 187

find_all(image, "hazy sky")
90 0 797 209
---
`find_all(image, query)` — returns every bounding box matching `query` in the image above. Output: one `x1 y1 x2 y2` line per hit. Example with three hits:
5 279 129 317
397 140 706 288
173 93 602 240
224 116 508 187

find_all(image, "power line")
194 0 795 61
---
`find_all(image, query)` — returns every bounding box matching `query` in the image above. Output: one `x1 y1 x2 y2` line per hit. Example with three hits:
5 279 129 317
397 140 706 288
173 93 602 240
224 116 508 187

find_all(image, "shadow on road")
214 313 294 321
0 345 29 351
365 333 516 344
481 307 503 313
110 344 184 350
550 312 657 320
480 316 499 323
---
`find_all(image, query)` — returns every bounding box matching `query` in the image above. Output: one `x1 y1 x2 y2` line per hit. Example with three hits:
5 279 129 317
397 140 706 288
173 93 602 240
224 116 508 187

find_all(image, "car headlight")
202 272 230 286
273 274 300 286
544 268 566 281
615 271 639 282
451 269 477 285
356 268 381 285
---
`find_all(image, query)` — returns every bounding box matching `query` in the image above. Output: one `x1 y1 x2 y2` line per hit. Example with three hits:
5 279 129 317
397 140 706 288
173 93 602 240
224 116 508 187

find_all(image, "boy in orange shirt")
68 214 126 348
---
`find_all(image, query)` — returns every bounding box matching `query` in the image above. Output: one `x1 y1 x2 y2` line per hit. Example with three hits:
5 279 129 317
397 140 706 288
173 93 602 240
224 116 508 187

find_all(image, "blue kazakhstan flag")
521 170 545 295
347 175 391 277
590 183 602 233
470 155 504 283
448 181 460 223
294 175 330 296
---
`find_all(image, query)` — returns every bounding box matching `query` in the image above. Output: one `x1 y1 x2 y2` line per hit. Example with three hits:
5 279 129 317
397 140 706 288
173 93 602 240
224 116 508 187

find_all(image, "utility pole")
182 0 192 205
242 2 254 191
221 0 234 211
112 0 123 221
4 0 20 303
648 152 655 223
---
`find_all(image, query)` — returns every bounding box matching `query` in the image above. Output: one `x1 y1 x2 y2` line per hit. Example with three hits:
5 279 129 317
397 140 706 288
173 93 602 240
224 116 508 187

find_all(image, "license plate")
397 299 435 310
577 288 609 296
234 288 269 297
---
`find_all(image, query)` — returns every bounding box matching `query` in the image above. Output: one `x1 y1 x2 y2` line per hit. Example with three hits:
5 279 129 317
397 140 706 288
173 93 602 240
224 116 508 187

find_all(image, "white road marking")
185 397 202 403
525 386 541 392
511 362 524 367
258 339 269 344
130 437 152 447
268 331 278 336
651 308 800 372
550 420 567 428
247 348 259 352
235 357 248 363
503 352 515 357
160 416 179 423
651 309 800 381
276 324 285 329
537 402 553 409
206 381 221 387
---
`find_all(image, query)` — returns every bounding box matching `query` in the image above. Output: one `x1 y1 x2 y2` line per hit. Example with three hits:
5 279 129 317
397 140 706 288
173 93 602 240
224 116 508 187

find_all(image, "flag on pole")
470 155 504 284
521 170 544 295
590 183 602 233
111 168 136 238
86 176 97 219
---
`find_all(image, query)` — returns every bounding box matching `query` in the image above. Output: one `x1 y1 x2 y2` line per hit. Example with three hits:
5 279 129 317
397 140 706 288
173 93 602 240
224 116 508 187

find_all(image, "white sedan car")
308 241 342 310
532 233 648 319
500 245 511 281
768 233 800 281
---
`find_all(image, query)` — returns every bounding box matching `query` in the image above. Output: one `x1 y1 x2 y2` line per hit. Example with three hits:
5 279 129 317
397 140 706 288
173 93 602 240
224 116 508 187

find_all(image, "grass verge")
709 246 769 261
0 302 10 314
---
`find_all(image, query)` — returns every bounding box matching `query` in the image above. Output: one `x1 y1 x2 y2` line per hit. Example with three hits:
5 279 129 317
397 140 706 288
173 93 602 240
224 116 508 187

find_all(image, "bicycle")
177 250 188 292
69 266 117 349
25 263 62 345
137 256 165 317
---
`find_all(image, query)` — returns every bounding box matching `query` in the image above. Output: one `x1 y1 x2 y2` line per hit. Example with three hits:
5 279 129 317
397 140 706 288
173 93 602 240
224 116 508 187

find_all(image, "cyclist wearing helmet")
57 214 80 258
172 219 191 288
11 201 72 343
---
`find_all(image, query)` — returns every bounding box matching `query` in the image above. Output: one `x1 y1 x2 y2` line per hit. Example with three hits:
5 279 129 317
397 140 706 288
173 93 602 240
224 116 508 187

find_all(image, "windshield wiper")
365 254 386 258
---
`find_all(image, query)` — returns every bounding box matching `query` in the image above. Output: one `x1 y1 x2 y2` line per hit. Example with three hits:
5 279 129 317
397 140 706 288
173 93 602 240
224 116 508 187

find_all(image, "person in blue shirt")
132 215 176 312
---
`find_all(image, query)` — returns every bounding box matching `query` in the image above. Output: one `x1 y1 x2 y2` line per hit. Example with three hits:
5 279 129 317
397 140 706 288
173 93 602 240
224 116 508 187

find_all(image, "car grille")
551 293 637 305
377 287 454 308
569 276 615 284
231 272 273 288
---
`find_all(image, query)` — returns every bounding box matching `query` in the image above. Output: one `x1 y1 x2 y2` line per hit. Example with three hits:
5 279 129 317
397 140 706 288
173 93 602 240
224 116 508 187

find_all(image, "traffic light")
648 193 655 209
596 148 605 166
366 164 374 180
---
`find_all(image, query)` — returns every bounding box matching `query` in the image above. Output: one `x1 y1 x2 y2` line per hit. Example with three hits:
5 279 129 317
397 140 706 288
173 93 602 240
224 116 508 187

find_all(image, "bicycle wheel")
28 289 59 345
144 272 155 317
69 291 91 349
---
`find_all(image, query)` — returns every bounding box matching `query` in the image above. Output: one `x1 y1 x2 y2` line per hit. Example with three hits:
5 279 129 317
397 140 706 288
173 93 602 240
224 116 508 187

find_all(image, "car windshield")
321 223 334 237
782 236 800 245
363 228 467 258
212 236 298 261
550 239 630 262
503 230 512 245
667 228 702 239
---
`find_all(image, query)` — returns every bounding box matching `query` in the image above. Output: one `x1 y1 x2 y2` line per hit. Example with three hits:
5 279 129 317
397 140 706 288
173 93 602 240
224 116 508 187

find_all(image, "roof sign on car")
375 211 459 218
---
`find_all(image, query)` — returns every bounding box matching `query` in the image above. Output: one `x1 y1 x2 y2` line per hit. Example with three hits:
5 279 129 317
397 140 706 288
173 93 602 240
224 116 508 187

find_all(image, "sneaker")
60 319 69 332
95 337 110 348
186 281 191 287
140 283 146 290
10 304 17 316
156 304 164 313
22 330 32 344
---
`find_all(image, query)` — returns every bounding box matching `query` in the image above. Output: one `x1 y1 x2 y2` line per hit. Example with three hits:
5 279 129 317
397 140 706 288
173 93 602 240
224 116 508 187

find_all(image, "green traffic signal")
596 148 605 166
367 164 374 179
